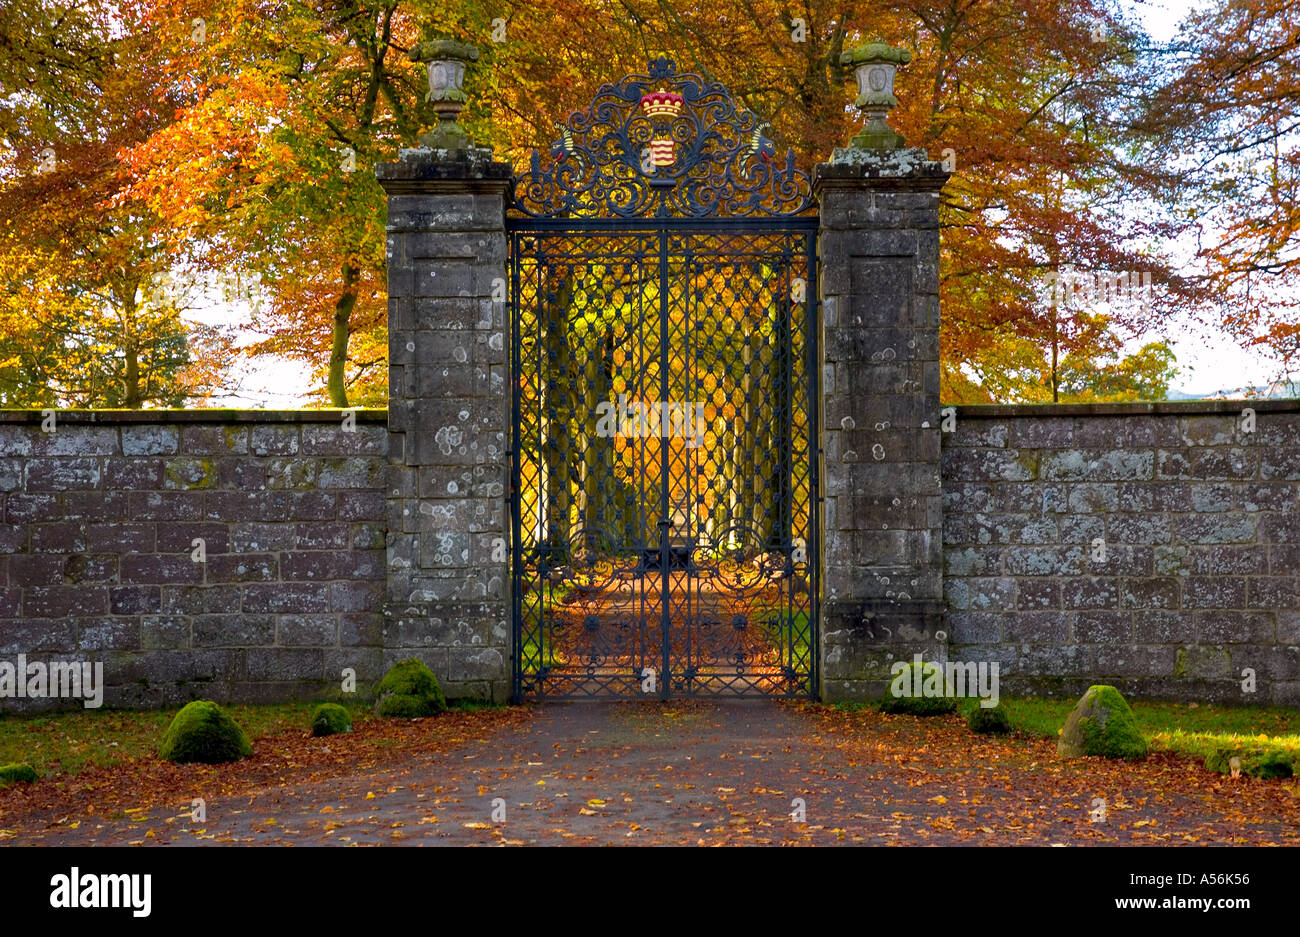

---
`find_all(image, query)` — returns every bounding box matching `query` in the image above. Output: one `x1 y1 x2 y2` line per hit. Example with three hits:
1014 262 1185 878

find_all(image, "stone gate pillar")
375 40 512 702
816 44 950 701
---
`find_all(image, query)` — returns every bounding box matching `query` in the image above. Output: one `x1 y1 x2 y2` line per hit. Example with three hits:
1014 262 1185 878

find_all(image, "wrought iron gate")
509 59 818 700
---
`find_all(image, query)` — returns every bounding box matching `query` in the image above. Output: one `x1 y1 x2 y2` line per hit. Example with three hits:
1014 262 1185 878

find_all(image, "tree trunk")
123 345 141 408
543 273 575 560
1051 306 1060 403
121 289 142 408
328 262 360 407
582 325 623 549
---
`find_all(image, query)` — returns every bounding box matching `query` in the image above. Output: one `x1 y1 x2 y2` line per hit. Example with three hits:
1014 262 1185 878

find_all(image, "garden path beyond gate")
509 59 819 701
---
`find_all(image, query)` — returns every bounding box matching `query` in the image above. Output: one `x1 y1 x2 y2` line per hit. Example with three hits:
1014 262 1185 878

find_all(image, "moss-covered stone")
310 703 353 737
0 762 38 785
879 660 958 716
164 458 215 489
158 700 253 764
1205 747 1294 780
966 703 1012 735
1057 685 1148 760
839 42 913 66
374 658 446 718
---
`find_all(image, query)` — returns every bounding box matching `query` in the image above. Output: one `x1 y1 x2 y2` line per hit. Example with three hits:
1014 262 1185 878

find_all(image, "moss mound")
158 700 253 764
0 763 38 785
375 658 446 719
310 703 353 737
1057 685 1147 760
966 703 1012 735
1205 747 1294 780
879 660 958 716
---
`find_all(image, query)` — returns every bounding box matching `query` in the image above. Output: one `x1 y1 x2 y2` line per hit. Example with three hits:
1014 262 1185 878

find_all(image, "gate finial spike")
647 57 676 79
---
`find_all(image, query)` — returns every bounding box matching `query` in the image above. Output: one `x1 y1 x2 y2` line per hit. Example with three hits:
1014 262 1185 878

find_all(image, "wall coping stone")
949 399 1300 419
813 158 949 192
375 146 513 195
0 409 388 424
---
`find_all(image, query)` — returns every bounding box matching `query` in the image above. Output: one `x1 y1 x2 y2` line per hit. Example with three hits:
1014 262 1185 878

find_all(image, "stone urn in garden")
410 37 480 150
839 41 912 151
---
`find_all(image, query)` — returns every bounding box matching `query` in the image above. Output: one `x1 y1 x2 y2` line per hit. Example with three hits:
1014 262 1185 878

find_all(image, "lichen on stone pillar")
409 37 485 153
836 41 913 156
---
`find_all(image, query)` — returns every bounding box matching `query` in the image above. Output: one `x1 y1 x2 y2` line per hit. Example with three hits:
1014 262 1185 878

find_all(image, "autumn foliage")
1 1 1296 405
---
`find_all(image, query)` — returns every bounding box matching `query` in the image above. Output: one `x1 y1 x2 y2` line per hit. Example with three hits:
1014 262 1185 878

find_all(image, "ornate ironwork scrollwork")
512 58 813 219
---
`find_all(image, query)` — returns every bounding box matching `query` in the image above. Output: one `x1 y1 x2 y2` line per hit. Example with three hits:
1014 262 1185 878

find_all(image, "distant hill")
1165 380 1300 401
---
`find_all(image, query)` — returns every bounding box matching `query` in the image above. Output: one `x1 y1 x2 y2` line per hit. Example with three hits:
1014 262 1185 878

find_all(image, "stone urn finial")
839 42 912 151
410 38 481 150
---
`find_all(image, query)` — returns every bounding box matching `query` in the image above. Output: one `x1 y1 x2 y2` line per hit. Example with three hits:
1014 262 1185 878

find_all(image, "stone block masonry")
0 410 389 711
942 400 1300 705
3 153 1294 711
1 390 1295 711
814 154 949 702
377 147 513 705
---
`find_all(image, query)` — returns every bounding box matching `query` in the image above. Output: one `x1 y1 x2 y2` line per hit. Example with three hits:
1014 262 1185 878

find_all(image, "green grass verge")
837 696 1300 776
996 697 1300 741
1001 697 1300 776
0 701 375 780
447 698 506 713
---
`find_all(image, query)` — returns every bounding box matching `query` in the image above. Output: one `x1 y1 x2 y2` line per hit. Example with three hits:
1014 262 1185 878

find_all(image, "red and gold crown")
640 89 684 118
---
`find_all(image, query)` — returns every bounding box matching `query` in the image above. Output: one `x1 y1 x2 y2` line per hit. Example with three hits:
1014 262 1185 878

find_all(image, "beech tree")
473 0 1198 402
0 0 230 408
1141 0 1300 374
25 0 1271 405
121 0 502 406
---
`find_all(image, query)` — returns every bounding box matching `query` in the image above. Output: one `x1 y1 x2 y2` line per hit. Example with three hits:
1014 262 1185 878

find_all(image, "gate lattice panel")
509 59 819 700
